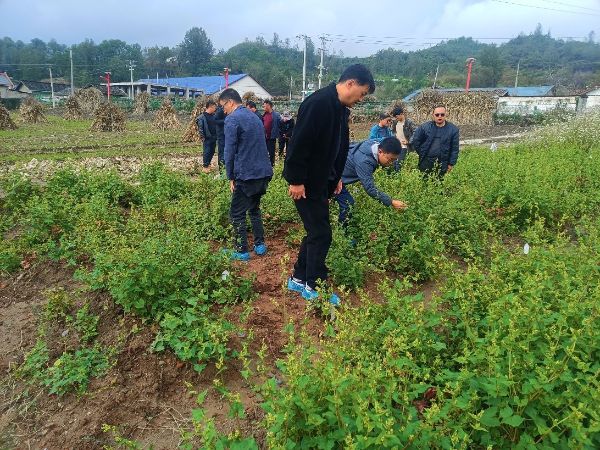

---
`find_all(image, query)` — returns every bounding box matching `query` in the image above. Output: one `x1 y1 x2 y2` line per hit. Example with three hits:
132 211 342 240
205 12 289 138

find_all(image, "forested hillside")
1 25 599 98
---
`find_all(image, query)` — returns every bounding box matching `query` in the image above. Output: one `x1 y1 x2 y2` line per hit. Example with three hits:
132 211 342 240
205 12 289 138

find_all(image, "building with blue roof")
110 73 272 100
403 85 555 102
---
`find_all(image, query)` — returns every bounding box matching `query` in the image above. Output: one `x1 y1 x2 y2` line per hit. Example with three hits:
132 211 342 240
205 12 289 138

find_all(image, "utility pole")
48 67 56 109
69 49 74 95
514 60 520 88
289 75 293 100
223 67 230 88
317 34 328 90
465 58 476 93
432 64 440 89
297 34 308 101
100 72 112 101
128 60 136 100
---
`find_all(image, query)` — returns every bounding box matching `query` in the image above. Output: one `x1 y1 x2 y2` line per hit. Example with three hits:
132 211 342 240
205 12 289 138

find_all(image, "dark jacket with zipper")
410 120 460 167
283 82 350 199
197 112 216 141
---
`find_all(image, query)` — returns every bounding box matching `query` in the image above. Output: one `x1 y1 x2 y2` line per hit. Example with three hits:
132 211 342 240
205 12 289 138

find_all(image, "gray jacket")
341 139 392 206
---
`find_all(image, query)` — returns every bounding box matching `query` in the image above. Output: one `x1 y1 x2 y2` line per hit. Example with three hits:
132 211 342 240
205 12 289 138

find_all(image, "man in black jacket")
197 100 218 174
411 105 460 178
283 64 375 305
214 104 226 171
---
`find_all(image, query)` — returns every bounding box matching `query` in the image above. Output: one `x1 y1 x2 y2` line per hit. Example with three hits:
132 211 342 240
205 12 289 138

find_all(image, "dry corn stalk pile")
74 87 103 115
182 98 206 143
0 104 17 130
412 90 498 125
133 92 150 115
90 102 126 132
19 97 48 124
242 91 259 104
153 97 181 131
64 96 83 120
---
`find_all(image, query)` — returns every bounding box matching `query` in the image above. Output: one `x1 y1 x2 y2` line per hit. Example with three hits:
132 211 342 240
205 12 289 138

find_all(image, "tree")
178 27 214 75
478 45 503 86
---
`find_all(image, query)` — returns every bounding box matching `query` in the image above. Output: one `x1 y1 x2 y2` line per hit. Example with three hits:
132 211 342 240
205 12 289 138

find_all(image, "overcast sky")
1 0 599 56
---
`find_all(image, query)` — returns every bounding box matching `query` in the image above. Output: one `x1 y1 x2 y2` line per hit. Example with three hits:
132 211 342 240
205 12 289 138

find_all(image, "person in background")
214 104 226 171
283 64 375 305
411 105 460 178
197 100 218 174
369 112 394 142
335 137 408 226
219 88 273 261
262 99 281 166
246 100 263 122
391 106 417 171
278 110 295 160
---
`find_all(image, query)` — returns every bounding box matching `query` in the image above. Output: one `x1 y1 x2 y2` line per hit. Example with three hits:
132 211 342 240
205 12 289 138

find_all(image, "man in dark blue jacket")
219 88 273 261
283 64 375 305
411 105 460 178
336 137 408 226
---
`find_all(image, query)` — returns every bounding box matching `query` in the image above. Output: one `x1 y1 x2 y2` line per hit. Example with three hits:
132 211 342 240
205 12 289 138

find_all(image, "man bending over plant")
219 88 273 261
335 137 408 226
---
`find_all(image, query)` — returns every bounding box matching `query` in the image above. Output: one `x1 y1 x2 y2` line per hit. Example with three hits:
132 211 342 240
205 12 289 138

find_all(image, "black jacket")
279 118 295 140
411 121 460 166
214 106 226 138
283 83 350 198
197 112 216 140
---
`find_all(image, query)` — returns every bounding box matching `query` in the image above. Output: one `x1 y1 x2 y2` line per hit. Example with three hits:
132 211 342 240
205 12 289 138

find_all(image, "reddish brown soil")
0 229 333 449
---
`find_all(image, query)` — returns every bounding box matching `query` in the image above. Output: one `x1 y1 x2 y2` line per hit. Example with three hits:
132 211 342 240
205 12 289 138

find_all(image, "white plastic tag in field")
490 142 498 152
523 243 530 255
221 270 230 280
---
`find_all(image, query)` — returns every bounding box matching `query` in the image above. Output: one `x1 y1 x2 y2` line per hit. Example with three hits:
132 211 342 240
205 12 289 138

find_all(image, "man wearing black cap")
391 106 417 170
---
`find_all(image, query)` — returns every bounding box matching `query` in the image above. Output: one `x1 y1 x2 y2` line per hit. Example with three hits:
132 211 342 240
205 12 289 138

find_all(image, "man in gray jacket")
335 137 408 226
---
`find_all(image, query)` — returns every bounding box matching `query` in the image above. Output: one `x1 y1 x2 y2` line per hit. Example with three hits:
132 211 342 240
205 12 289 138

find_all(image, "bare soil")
0 229 338 449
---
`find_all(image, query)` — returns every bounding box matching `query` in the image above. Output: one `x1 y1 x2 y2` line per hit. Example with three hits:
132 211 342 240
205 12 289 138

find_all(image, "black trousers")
278 138 289 158
292 196 332 289
217 134 225 167
202 139 217 167
418 156 448 179
266 139 276 166
230 178 269 253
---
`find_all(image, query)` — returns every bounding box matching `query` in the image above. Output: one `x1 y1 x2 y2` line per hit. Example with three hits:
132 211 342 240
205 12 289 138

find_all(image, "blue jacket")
224 106 273 181
263 111 281 140
369 124 394 142
411 121 460 166
341 139 392 206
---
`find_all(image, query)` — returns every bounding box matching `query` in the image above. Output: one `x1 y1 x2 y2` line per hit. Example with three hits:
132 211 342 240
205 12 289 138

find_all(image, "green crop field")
0 112 599 449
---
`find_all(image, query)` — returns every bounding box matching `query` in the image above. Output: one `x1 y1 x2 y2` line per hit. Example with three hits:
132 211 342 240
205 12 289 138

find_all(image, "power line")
536 0 600 13
325 33 588 43
491 0 600 16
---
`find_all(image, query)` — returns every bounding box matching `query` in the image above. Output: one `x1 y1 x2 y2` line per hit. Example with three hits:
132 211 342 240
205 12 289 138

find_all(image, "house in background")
0 72 31 99
579 87 600 110
19 79 69 103
402 85 589 115
109 73 272 100
402 85 556 103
